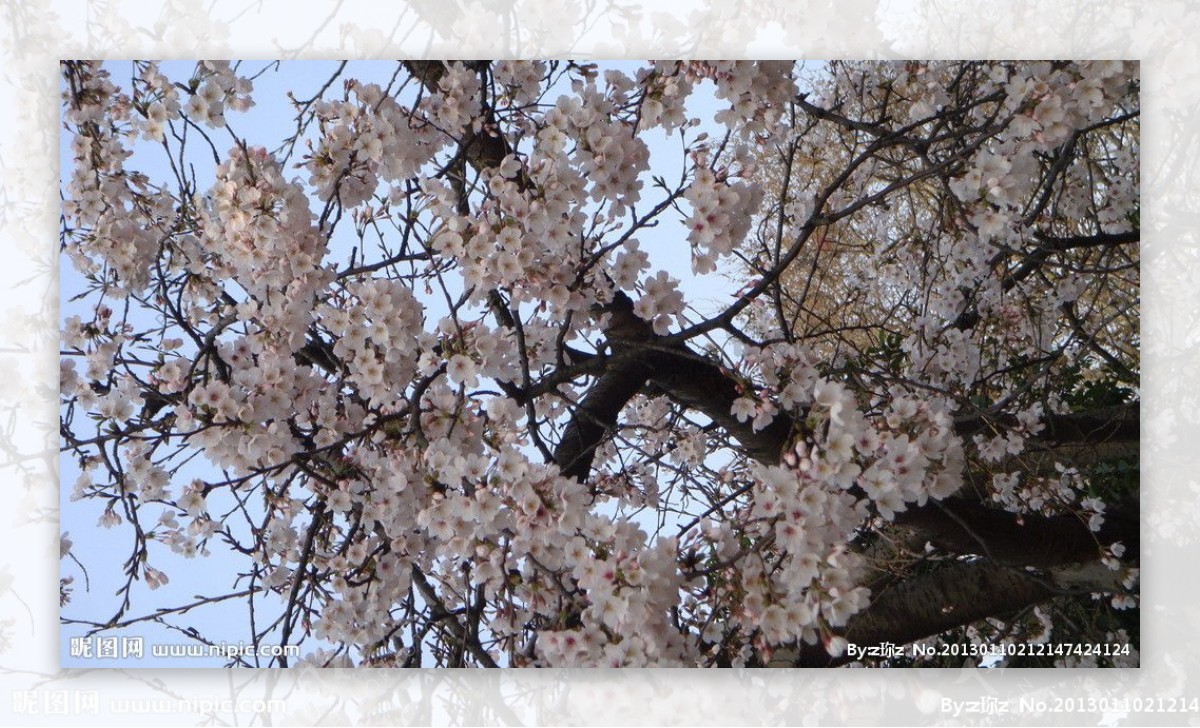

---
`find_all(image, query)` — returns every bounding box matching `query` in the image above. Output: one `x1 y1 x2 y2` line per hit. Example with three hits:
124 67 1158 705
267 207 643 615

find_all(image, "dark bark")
553 352 657 481
893 496 1138 568
953 404 1139 446
646 347 798 466
789 560 1059 667
545 308 1138 570
552 291 800 481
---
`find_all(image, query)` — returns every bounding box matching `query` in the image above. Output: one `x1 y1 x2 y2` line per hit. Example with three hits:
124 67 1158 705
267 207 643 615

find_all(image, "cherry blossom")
59 60 1139 668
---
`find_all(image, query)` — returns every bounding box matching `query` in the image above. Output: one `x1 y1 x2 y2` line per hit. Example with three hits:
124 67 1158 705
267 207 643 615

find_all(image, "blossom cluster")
684 61 799 140
306 80 444 205
181 61 254 129
708 340 967 657
683 165 763 274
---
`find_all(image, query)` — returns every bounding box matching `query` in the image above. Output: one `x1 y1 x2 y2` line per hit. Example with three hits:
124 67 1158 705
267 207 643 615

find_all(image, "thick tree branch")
953 404 1139 445
893 495 1138 568
647 348 797 466
553 291 798 479
1032 229 1140 251
785 559 1089 667
554 353 658 481
549 304 1137 570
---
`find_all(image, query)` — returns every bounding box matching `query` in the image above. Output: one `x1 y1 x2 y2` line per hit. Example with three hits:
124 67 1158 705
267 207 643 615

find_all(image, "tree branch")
549 305 1137 570
893 495 1137 568
787 560 1059 667
953 404 1139 445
